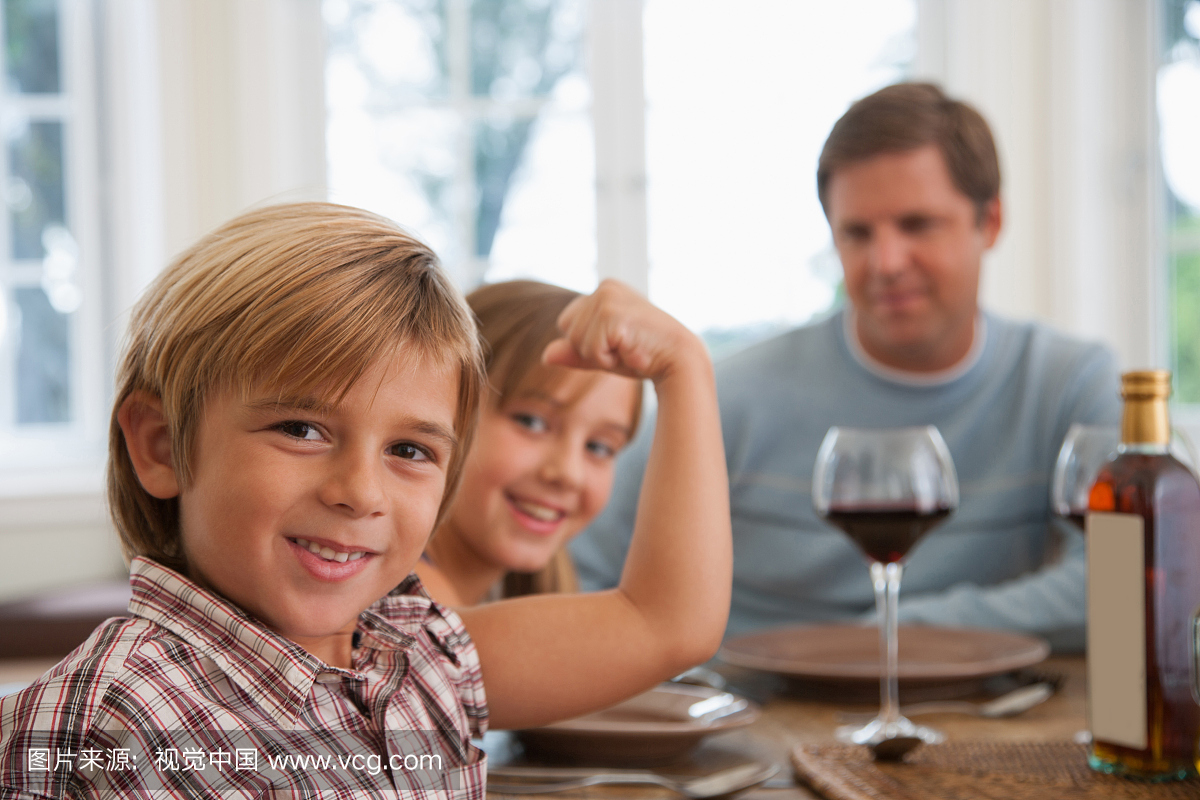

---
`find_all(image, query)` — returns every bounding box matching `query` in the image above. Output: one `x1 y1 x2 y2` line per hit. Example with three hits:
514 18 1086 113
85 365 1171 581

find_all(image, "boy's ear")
117 391 181 499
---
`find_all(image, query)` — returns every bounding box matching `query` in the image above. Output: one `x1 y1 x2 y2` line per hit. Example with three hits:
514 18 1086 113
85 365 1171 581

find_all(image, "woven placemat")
791 741 1200 800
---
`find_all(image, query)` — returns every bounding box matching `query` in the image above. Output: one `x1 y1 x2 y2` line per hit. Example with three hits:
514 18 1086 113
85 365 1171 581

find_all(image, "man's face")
826 145 1001 371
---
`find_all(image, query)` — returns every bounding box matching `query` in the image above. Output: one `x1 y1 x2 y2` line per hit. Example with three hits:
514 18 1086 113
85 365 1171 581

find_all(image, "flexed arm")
459 280 731 729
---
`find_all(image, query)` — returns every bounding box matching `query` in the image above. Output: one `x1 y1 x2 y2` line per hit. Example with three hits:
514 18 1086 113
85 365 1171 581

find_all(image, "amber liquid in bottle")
1086 371 1200 781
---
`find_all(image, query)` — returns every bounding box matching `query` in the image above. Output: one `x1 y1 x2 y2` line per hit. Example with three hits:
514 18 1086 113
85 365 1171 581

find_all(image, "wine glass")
1052 424 1119 531
812 426 959 748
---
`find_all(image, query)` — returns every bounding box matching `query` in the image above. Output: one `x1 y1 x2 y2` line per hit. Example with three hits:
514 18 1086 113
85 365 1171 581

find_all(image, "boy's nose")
319 451 389 517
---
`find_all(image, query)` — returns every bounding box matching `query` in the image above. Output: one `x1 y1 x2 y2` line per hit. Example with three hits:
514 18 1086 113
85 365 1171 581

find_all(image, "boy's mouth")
289 537 369 564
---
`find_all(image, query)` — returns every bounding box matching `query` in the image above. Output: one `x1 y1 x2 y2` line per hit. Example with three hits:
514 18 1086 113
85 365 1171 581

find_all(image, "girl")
418 280 643 605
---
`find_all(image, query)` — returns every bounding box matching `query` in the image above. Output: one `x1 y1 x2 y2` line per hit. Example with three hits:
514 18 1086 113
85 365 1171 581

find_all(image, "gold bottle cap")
1120 370 1172 400
1119 370 1171 445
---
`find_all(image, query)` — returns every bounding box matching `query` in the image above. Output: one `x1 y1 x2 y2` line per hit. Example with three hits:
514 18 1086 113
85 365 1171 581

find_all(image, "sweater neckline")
842 309 988 387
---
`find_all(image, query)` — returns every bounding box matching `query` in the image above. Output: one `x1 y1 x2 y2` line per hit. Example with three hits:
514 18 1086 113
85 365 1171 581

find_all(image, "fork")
488 761 777 798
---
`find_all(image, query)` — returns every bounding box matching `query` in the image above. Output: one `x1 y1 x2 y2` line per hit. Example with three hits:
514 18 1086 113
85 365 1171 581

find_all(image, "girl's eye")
276 421 322 441
586 440 618 459
390 443 430 462
512 413 548 434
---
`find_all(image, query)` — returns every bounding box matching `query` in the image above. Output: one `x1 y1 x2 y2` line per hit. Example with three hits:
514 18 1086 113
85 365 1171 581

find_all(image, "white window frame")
0 0 327 601
589 0 648 295
0 0 106 495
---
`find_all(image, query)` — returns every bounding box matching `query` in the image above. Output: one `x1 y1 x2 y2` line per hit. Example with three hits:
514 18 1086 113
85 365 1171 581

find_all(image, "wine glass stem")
869 559 904 727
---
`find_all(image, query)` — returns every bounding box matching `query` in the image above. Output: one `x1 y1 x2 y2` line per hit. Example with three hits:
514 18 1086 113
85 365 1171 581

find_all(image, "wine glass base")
835 715 945 747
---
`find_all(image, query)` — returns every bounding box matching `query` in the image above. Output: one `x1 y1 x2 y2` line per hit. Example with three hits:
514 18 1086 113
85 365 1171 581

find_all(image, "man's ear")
117 391 181 499
980 196 1003 249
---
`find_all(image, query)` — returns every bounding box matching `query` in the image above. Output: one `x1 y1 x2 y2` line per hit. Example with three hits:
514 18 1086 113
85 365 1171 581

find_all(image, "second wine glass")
812 425 959 748
1052 423 1120 531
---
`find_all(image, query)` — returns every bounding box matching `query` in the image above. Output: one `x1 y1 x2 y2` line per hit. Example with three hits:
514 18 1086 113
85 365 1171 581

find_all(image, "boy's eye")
512 413 548 434
390 443 431 462
276 421 323 441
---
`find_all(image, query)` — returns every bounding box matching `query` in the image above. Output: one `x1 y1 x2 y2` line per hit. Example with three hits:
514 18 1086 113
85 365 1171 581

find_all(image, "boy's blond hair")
108 202 485 572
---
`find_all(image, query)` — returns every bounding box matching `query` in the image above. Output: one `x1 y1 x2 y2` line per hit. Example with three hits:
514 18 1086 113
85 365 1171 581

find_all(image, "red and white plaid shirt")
0 557 488 798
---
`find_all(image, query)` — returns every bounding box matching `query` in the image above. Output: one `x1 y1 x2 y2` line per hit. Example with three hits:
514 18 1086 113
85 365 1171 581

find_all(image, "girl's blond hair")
108 202 485 572
465 280 643 598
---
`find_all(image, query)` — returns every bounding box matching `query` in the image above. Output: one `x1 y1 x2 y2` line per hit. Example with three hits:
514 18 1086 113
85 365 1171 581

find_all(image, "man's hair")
817 82 1001 221
108 202 486 572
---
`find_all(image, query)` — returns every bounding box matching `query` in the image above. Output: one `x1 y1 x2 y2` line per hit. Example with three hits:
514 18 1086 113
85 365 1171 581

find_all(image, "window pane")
324 0 448 101
483 102 595 291
15 285 69 424
4 0 59 94
325 0 595 290
644 0 916 354
1160 0 1200 402
469 0 584 99
328 104 461 261
8 120 66 259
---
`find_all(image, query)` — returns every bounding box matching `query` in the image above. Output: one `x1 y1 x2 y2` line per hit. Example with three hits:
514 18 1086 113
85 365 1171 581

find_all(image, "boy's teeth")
292 538 367 563
514 500 560 521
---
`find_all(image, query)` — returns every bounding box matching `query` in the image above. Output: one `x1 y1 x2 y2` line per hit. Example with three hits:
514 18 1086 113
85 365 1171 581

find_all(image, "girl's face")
444 368 639 574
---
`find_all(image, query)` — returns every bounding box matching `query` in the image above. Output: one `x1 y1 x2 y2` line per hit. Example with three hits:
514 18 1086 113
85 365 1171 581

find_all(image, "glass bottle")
1086 370 1200 780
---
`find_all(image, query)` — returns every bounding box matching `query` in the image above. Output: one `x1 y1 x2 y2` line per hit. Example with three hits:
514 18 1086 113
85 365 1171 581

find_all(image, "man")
570 83 1120 652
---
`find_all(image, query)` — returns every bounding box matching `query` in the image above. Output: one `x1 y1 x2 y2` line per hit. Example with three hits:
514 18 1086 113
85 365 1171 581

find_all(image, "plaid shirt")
0 557 488 799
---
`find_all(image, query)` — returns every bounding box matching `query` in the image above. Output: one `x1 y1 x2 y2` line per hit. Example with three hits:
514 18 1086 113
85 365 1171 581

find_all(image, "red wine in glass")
825 503 953 564
812 425 959 749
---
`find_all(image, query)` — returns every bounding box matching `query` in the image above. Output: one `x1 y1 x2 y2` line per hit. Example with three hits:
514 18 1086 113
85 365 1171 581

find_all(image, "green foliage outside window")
1170 212 1200 403
1162 0 1200 403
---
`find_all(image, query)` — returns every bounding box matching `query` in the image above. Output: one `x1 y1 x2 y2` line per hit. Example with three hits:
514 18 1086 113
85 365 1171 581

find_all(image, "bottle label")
1086 511 1147 750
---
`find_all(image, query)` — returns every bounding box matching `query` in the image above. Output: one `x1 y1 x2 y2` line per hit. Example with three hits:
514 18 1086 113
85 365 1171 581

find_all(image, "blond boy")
0 203 731 798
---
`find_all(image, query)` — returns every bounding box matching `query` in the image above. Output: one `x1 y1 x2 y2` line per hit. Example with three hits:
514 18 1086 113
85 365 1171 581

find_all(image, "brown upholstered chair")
0 581 131 659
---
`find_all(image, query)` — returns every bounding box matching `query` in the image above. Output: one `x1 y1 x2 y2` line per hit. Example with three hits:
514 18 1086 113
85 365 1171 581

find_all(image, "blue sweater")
571 310 1121 652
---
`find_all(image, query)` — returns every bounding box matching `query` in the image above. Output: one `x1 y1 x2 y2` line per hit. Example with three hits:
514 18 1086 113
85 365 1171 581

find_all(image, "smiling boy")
0 203 731 798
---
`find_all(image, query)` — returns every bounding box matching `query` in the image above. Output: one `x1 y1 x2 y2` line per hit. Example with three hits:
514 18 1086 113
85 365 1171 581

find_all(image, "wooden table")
486 656 1087 799
0 656 1089 799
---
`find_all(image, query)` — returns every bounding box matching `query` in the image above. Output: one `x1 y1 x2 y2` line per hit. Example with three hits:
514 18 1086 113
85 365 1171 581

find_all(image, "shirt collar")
843 308 987 387
126 556 419 727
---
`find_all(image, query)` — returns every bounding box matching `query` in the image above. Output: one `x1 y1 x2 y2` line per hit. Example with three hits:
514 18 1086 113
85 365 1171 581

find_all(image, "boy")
0 203 731 798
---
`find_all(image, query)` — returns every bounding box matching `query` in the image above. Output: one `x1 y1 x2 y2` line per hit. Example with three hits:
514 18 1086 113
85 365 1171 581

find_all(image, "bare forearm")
619 351 731 663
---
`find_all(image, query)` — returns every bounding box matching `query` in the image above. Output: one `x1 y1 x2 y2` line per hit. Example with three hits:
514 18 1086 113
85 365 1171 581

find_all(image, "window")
324 0 596 293
325 0 918 360
644 0 916 359
1161 0 1200 404
0 0 103 485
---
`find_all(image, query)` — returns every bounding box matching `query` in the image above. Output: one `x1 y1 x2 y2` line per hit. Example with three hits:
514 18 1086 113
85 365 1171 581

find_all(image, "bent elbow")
664 628 725 675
